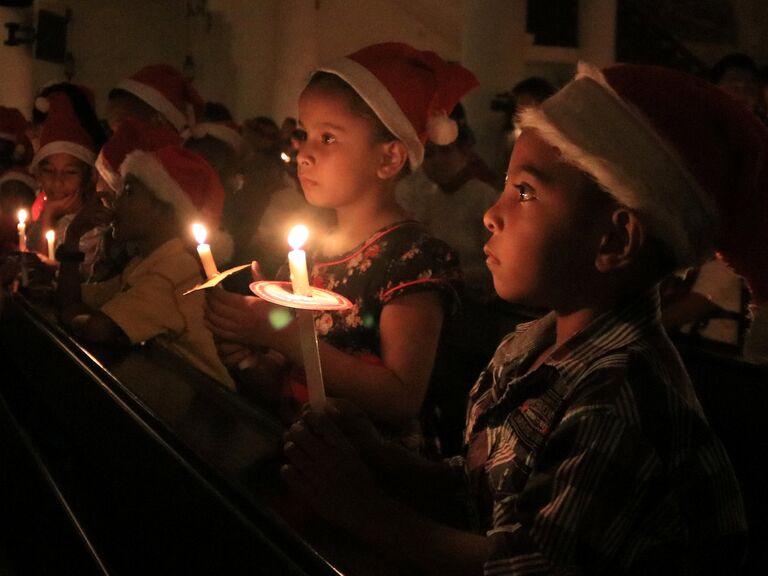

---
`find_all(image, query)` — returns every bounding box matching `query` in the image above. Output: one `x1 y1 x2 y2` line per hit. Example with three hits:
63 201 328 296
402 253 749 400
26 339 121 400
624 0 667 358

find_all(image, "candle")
45 230 56 260
17 209 27 252
286 224 326 410
192 223 219 279
287 224 310 296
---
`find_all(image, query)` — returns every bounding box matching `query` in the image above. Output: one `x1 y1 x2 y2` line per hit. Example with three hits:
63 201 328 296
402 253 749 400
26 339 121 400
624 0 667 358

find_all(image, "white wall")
0 6 36 117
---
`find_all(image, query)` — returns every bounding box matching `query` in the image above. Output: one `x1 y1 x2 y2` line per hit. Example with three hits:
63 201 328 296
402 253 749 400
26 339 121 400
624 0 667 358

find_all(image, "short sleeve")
379 235 462 309
100 272 185 344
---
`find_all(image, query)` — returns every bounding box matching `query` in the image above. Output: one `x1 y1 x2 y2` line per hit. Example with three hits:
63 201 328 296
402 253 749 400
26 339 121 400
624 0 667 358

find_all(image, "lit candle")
45 229 56 260
287 224 310 296
192 223 219 279
286 224 326 410
17 209 27 252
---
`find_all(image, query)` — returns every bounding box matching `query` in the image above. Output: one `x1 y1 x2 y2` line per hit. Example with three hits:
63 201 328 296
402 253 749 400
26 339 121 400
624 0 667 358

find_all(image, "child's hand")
204 289 278 348
42 191 83 222
323 398 383 455
282 410 386 532
215 339 258 369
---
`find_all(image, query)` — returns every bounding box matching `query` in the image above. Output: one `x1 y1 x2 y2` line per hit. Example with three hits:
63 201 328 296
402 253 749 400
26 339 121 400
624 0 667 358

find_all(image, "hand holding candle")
17 209 28 252
45 230 56 260
287 224 326 411
192 223 219 279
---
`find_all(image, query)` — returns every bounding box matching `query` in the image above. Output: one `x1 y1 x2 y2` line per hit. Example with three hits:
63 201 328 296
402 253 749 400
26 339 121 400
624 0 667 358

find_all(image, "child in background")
0 106 35 254
26 91 105 281
281 63 756 574
205 43 476 450
106 64 203 134
57 145 234 389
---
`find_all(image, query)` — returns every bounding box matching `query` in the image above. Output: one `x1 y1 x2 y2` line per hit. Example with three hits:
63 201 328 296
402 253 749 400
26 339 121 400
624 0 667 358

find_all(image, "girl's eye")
514 183 536 202
321 133 336 145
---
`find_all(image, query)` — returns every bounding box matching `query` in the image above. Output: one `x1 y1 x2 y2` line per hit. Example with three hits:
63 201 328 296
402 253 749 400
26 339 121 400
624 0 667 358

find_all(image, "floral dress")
279 219 461 446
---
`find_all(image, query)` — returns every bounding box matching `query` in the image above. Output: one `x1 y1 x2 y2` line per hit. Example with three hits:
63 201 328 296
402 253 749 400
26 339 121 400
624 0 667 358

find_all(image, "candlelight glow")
45 230 55 242
288 224 309 250
280 152 291 163
17 209 27 224
192 223 207 245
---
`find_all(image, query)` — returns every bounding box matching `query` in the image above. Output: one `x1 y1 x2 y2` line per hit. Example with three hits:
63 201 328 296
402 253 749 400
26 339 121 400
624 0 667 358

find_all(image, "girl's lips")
484 246 499 265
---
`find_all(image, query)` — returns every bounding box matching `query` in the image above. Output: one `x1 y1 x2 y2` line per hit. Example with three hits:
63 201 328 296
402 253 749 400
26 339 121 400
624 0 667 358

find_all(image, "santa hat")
120 146 233 262
520 62 768 303
115 64 204 133
96 118 181 193
314 42 479 168
35 82 96 116
186 121 244 155
0 106 33 165
30 92 97 170
0 167 37 191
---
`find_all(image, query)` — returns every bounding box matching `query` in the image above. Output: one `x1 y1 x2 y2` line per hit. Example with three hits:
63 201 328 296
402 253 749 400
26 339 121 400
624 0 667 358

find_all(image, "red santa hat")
520 62 768 304
34 82 96 116
0 167 37 191
314 42 479 168
115 64 204 133
120 146 233 262
0 106 33 165
31 92 97 170
96 118 181 193
186 121 244 155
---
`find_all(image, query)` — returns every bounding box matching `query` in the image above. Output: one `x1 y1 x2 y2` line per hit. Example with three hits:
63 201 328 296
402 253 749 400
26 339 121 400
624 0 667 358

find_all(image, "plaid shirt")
462 288 747 575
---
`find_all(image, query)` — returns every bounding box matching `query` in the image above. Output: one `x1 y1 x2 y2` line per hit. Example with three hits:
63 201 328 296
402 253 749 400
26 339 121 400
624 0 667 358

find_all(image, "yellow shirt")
82 238 235 390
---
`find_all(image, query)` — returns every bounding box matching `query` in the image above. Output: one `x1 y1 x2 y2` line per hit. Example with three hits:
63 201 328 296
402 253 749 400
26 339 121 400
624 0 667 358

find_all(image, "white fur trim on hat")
0 171 38 190
518 62 719 268
188 122 244 154
116 78 187 132
426 112 458 146
95 152 122 194
30 141 96 171
316 57 424 169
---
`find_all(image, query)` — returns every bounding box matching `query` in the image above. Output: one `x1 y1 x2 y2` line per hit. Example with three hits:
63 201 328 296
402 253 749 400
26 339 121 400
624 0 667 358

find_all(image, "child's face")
296 85 384 209
483 129 608 308
37 153 88 205
112 175 162 242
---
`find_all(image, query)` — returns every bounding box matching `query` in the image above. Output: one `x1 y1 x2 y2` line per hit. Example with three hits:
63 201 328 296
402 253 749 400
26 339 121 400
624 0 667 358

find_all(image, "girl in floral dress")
205 43 477 450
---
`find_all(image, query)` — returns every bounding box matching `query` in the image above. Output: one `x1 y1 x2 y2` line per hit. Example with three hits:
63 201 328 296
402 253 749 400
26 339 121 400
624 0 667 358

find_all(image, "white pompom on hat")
120 146 233 263
314 42 479 169
519 62 768 304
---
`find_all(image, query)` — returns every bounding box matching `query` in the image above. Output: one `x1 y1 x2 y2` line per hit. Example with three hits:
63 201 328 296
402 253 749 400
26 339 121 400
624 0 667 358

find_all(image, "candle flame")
17 209 28 224
192 223 207 245
280 152 291 163
288 224 309 250
45 229 55 242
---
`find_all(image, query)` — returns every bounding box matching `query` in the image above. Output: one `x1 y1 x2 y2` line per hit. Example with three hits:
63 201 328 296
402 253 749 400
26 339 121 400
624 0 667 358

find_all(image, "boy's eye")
514 183 536 202
321 133 336 145
122 182 132 195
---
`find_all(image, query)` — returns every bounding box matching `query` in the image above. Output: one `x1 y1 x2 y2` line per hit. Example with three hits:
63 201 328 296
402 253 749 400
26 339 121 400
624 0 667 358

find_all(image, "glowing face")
36 153 88 209
483 129 607 309
295 85 384 210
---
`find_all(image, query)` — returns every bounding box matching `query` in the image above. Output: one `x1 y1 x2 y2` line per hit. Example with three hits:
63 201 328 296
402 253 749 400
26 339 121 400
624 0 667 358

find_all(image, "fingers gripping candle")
192 223 219 279
287 224 326 410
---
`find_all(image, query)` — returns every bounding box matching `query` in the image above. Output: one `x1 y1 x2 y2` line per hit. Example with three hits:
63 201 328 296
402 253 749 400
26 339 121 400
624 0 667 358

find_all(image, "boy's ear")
376 140 408 180
595 208 646 273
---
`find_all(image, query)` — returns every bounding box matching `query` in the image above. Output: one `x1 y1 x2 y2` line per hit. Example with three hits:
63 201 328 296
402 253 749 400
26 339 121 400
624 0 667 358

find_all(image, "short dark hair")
710 53 759 84
512 76 556 103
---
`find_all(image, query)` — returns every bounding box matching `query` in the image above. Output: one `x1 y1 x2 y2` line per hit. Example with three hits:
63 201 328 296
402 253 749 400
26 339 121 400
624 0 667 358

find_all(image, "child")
205 43 476 449
27 90 105 281
106 64 203 134
57 145 235 390
281 63 757 574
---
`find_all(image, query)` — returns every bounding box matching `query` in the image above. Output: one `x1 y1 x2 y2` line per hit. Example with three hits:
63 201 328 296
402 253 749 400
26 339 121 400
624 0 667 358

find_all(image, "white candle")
287 224 310 296
192 223 219 279
17 209 27 252
45 229 56 260
286 224 326 410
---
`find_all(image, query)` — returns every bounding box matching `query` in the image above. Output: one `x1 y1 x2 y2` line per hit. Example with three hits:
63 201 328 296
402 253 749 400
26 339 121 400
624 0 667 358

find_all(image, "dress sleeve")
379 234 462 310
